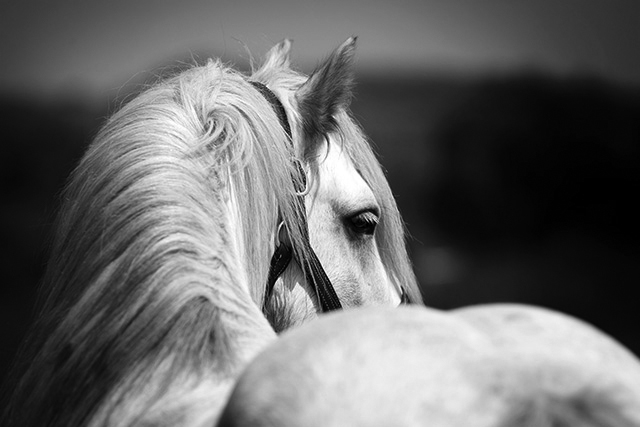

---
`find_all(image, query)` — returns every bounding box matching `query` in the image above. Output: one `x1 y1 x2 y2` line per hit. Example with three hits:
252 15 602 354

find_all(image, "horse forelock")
5 59 305 426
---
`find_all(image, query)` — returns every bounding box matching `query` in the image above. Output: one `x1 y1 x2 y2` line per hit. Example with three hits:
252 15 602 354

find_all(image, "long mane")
3 60 308 426
3 41 421 426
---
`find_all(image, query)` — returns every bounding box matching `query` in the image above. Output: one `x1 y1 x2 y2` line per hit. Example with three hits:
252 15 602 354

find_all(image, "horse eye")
347 210 379 236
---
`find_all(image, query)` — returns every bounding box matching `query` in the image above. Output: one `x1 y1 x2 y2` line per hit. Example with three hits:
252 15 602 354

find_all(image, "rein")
250 81 343 313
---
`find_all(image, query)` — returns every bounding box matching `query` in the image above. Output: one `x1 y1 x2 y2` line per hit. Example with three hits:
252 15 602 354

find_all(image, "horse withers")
220 304 640 427
1 38 420 427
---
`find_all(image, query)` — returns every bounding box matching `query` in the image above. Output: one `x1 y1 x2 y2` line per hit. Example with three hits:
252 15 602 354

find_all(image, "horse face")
296 38 402 313
269 131 402 328
305 138 400 308
261 38 404 327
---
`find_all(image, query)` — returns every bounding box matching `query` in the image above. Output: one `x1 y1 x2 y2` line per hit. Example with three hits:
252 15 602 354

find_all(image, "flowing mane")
3 39 421 427
4 60 310 426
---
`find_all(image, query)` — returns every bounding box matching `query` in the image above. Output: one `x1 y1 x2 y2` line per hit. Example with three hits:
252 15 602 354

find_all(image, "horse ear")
296 37 356 147
261 39 293 70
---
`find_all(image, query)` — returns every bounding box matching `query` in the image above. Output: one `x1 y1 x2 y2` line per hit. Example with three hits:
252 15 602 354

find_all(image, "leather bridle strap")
250 81 342 312
250 81 292 141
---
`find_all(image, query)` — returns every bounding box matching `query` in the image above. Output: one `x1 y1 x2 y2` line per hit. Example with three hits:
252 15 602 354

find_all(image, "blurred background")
1 0 639 386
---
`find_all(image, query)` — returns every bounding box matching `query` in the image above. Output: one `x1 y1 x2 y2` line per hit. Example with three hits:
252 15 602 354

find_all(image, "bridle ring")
293 159 310 197
275 221 287 248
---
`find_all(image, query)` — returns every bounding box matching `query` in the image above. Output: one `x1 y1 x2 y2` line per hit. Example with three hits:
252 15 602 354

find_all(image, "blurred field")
1 70 638 387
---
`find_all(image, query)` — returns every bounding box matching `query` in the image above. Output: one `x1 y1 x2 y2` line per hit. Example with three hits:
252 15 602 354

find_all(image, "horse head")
1 39 420 427
251 38 421 330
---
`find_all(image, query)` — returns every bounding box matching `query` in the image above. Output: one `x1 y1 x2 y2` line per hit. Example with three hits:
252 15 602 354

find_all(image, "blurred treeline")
1 71 638 386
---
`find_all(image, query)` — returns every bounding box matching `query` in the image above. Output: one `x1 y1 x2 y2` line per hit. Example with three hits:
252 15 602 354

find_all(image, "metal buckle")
293 159 309 196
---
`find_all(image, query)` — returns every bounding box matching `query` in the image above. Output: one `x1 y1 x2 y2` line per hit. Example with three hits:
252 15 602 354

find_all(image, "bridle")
250 81 342 313
249 81 410 313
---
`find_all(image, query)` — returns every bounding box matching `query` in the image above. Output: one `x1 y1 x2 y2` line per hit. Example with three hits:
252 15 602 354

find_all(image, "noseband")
250 81 411 313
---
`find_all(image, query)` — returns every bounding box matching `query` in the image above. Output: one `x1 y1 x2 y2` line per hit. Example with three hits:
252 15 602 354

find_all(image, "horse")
1 38 421 427
219 304 640 426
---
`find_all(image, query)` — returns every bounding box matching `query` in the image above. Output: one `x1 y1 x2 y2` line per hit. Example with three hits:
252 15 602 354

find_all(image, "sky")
1 0 639 98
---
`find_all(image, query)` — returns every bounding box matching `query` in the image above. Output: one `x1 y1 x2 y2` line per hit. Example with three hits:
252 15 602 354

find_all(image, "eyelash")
347 210 379 236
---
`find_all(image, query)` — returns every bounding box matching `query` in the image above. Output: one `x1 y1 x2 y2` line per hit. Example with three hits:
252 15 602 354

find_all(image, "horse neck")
5 64 282 427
